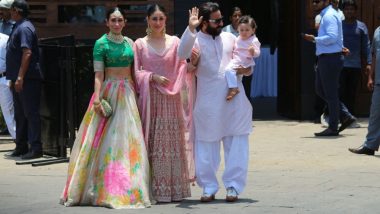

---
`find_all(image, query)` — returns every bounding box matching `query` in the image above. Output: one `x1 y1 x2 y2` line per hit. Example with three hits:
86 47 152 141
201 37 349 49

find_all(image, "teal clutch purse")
101 99 113 118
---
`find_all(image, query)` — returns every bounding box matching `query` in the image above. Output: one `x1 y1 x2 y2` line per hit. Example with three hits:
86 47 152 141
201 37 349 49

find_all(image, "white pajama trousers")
0 77 16 139
195 134 249 195
225 69 238 88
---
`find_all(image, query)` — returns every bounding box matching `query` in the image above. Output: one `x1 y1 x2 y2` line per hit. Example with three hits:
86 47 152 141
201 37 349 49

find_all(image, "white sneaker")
320 113 359 128
320 113 329 128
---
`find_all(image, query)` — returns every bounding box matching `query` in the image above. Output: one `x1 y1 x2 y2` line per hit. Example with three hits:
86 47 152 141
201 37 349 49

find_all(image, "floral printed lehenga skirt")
60 77 151 209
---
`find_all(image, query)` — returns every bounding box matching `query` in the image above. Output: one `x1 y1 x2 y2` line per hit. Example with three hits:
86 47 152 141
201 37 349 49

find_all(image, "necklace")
146 35 171 55
107 32 124 44
147 34 167 45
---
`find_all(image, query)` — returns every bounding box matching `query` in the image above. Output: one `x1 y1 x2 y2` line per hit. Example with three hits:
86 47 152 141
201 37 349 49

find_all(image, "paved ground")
0 119 379 214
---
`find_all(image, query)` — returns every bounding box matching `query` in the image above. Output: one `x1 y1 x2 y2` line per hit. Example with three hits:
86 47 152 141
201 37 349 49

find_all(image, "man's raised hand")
189 7 203 32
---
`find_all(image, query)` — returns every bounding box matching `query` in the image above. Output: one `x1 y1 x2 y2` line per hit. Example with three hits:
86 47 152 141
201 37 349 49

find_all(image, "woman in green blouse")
60 7 151 209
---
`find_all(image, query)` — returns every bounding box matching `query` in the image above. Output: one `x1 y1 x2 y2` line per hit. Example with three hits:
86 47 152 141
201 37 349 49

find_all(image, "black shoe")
338 117 356 132
0 128 10 135
5 149 28 157
348 146 375 155
314 128 339 137
21 151 43 159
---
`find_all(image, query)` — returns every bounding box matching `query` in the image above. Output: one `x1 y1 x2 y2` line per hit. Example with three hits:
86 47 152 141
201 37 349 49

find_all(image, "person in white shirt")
0 0 15 137
225 15 261 100
178 2 253 203
0 32 16 139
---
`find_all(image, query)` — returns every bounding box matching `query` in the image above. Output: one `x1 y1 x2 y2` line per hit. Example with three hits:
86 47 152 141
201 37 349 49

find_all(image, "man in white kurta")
0 33 16 139
178 3 252 202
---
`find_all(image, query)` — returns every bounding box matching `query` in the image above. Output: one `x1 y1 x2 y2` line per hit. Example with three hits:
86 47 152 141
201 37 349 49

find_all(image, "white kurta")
178 27 252 142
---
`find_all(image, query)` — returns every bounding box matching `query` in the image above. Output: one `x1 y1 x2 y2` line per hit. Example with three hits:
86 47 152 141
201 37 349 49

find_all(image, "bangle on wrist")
17 76 23 81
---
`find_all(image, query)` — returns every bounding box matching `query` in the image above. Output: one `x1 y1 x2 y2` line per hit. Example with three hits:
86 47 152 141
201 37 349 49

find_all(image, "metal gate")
18 35 94 166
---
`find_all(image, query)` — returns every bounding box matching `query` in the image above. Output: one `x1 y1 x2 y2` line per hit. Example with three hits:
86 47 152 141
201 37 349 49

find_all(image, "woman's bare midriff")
105 67 132 79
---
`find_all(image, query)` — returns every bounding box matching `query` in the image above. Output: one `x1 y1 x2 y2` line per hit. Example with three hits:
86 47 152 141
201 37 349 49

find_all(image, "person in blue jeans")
348 26 380 155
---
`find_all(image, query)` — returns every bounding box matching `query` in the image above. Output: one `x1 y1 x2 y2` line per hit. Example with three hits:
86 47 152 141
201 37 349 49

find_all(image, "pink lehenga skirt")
148 87 191 202
60 77 151 209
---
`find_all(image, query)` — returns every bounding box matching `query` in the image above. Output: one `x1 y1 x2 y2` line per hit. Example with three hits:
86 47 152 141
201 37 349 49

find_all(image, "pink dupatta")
133 36 196 181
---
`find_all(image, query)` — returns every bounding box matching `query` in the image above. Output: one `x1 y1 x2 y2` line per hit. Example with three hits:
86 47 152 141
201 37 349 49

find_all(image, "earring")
161 26 166 37
146 24 152 36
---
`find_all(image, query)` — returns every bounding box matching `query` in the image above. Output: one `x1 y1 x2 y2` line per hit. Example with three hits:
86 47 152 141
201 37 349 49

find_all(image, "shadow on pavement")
301 136 344 140
175 198 258 209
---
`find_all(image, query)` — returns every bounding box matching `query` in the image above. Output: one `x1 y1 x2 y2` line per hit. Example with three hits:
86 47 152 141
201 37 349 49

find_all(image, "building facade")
28 0 380 119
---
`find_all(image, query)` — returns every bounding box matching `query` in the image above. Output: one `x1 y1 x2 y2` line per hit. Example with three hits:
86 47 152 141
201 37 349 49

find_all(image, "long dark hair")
147 4 166 17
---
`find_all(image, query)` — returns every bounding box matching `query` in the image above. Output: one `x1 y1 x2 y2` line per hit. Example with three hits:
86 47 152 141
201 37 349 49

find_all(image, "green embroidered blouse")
93 34 134 72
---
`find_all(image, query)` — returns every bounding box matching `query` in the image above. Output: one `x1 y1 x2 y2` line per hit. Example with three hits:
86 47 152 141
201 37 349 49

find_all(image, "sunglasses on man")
208 17 223 24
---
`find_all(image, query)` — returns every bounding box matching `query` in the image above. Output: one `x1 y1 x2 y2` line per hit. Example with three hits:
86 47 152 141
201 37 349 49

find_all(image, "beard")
205 24 222 37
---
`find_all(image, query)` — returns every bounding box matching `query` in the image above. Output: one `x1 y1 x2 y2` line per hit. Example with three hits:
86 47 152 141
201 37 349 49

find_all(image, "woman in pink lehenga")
133 4 196 202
